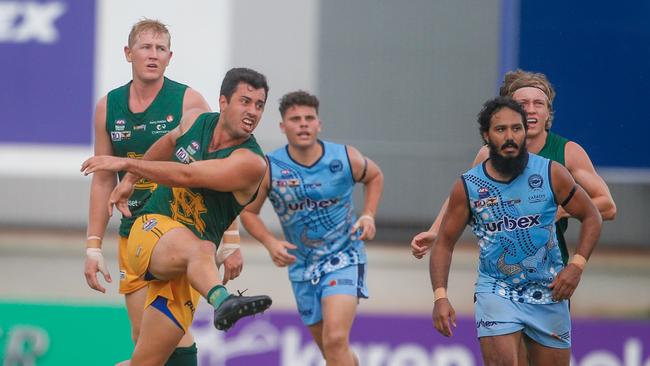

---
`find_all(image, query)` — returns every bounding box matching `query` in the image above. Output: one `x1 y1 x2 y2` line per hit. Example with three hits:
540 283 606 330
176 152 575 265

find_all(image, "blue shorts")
474 292 571 348
291 264 369 326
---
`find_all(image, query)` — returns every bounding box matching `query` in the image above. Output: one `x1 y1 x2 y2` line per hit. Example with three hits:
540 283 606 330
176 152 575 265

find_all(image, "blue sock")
207 285 229 309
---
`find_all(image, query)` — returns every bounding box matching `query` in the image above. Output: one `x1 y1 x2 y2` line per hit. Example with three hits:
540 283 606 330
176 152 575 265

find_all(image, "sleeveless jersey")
106 77 188 237
267 140 367 282
538 131 570 265
141 112 264 245
462 153 564 304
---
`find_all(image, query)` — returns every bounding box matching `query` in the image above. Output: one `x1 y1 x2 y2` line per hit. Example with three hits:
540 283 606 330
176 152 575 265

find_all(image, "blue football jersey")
462 153 564 304
267 140 367 282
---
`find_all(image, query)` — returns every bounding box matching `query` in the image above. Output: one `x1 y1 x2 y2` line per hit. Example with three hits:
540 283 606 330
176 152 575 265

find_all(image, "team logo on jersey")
166 114 174 123
115 119 125 125
528 174 543 189
187 141 200 155
483 214 541 233
170 188 208 234
175 148 190 163
281 169 291 176
329 159 343 173
473 197 499 208
478 187 490 199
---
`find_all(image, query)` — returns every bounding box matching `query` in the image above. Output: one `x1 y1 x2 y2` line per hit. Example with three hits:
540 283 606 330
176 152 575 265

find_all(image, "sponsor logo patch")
476 319 499 329
166 114 174 123
133 124 146 131
175 148 190 163
473 196 499 208
143 218 158 231
483 214 541 232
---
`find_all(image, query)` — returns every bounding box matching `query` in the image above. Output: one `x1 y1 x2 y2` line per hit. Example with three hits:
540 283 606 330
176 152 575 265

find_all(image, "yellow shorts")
118 236 147 294
127 214 201 333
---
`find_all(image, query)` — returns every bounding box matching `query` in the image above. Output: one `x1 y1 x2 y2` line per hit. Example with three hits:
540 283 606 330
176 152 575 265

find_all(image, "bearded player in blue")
429 97 602 365
242 90 383 366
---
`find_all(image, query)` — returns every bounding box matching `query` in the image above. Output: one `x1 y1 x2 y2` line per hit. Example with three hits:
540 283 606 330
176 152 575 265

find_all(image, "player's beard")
488 138 528 178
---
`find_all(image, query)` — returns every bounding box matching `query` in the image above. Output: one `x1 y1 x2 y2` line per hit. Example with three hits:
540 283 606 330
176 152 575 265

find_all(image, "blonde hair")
499 69 555 129
128 19 170 48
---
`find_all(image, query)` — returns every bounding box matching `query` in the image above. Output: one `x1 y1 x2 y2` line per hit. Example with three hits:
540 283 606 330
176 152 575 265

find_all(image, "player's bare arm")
85 95 115 293
411 145 488 258
563 141 616 220
548 161 602 301
240 167 298 267
429 178 470 337
348 145 384 241
182 87 211 113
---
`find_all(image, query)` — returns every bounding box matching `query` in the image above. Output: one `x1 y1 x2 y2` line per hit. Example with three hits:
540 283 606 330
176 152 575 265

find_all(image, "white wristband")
223 230 240 236
86 248 110 276
216 243 241 266
358 215 375 222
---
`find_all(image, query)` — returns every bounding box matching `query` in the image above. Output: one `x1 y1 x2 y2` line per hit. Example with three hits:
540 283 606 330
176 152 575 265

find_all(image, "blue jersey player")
429 97 602 365
242 90 383 366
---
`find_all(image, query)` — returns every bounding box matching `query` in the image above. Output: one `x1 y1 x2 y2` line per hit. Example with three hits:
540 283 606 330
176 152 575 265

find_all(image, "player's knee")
482 351 517 366
322 329 349 354
193 240 216 260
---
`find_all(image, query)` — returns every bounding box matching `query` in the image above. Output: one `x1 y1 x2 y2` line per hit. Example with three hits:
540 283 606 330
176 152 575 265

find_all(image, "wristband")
569 254 587 270
434 287 448 302
216 243 241 266
87 235 102 241
358 215 375 222
223 230 240 236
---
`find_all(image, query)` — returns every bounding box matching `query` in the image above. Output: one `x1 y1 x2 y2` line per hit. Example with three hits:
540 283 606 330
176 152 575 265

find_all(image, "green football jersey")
141 112 264 245
105 77 188 237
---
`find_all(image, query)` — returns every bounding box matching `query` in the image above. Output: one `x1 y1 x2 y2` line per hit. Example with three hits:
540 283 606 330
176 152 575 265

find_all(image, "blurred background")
0 0 648 365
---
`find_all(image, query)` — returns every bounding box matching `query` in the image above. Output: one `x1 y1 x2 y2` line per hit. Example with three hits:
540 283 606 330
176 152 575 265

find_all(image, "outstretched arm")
562 141 616 220
430 178 470 337
84 96 114 293
549 161 602 301
240 168 297 267
411 145 488 258
348 146 384 241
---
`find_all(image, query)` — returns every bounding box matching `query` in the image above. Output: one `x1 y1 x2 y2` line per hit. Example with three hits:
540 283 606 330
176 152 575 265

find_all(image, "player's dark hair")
220 68 269 102
278 90 320 118
477 96 527 143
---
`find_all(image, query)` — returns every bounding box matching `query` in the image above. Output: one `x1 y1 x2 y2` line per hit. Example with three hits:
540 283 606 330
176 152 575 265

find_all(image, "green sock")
207 285 230 309
164 343 197 366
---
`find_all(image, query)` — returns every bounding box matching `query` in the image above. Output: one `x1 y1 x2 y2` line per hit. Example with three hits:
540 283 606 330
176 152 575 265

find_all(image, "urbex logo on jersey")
288 197 339 212
484 214 541 232
0 2 66 43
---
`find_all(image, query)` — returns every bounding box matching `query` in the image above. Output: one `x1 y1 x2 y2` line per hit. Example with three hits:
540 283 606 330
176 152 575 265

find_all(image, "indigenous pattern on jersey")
267 140 367 282
106 77 188 237
538 131 570 265
141 112 264 245
462 153 564 304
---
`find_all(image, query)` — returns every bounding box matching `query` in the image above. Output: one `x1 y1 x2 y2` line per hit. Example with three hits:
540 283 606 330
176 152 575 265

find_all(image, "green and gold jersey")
105 77 188 237
538 131 570 264
141 112 265 245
